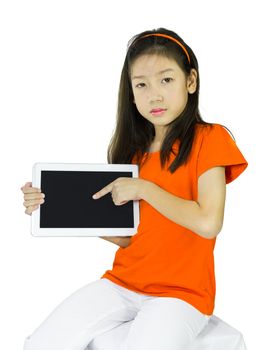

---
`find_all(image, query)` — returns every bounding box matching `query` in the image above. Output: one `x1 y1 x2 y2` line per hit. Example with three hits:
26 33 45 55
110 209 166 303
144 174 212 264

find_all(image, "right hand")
21 182 45 216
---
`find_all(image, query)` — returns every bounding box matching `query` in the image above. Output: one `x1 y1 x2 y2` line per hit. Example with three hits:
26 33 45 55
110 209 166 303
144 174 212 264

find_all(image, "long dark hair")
107 27 234 173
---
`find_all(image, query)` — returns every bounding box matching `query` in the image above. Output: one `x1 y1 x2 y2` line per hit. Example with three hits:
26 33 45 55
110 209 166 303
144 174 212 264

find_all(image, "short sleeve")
197 124 248 184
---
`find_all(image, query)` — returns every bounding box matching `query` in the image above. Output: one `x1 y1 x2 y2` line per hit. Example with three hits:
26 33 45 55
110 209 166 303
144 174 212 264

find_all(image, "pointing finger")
92 183 113 199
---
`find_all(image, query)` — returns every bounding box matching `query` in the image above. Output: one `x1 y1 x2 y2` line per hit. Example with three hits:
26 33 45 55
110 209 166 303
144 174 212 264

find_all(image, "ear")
187 68 198 94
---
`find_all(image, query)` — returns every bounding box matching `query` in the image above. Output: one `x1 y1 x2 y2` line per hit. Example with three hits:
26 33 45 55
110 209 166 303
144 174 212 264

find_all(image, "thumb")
20 182 32 191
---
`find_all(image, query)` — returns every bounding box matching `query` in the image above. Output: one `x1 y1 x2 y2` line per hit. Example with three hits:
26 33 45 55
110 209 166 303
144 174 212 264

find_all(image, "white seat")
87 315 247 350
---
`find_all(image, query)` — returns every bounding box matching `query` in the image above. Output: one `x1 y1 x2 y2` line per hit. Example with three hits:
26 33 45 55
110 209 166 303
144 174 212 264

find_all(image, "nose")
148 87 163 103
149 95 163 106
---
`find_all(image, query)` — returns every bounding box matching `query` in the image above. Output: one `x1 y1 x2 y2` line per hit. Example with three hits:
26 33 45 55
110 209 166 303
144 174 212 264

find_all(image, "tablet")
31 162 140 237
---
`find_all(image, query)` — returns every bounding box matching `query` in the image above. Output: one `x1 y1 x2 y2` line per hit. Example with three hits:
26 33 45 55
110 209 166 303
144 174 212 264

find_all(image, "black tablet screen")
40 171 135 228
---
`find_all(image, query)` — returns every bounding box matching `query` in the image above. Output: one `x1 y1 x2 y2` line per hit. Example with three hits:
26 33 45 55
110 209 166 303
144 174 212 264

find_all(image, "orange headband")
137 33 191 65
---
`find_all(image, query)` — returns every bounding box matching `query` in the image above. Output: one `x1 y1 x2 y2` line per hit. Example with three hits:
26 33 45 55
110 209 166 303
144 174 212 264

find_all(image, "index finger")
92 183 113 199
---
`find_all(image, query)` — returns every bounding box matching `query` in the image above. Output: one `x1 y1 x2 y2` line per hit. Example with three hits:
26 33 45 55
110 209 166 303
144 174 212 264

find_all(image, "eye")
135 83 145 88
162 77 174 83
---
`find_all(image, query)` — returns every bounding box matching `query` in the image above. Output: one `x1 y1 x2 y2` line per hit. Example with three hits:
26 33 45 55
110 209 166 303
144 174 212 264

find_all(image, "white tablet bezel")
31 162 140 237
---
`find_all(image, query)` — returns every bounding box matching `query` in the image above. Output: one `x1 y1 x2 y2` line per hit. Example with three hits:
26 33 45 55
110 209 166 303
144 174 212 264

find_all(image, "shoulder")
194 122 234 145
195 122 248 184
195 122 226 134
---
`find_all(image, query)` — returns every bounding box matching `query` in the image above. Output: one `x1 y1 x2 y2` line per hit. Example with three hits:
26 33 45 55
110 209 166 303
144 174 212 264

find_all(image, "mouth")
150 108 167 116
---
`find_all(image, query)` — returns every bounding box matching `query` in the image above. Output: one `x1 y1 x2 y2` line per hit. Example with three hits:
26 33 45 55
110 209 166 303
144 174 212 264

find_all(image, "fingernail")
92 194 97 199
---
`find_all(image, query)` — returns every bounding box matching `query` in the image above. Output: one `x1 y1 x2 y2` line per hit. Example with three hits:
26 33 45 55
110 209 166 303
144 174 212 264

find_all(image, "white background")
0 0 257 348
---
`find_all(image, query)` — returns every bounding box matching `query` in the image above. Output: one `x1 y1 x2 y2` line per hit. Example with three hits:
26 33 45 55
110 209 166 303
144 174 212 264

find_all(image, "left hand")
92 177 147 206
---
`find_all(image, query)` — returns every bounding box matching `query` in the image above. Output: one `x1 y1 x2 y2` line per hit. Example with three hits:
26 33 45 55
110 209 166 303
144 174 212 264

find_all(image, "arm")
99 236 131 248
140 166 226 239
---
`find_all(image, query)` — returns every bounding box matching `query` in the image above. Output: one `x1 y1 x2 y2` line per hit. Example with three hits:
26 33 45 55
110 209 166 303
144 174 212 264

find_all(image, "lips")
150 108 167 113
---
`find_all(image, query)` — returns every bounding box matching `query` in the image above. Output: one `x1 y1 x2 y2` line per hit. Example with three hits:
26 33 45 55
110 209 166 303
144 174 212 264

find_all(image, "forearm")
100 236 131 248
141 181 211 239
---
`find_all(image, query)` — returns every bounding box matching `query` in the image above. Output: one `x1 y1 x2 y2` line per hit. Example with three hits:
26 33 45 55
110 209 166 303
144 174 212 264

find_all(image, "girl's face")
130 54 197 140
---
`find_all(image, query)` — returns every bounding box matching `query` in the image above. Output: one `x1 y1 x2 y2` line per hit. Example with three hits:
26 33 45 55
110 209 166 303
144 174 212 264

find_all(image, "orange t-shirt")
101 123 248 315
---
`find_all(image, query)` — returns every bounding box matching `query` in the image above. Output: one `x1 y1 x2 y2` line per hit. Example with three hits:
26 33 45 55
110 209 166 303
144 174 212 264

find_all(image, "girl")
21 28 248 350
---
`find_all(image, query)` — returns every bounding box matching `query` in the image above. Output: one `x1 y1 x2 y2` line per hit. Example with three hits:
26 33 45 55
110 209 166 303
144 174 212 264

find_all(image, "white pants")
23 278 211 350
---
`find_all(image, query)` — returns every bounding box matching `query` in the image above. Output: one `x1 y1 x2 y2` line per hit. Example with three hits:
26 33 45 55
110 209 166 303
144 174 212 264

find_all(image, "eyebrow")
132 68 175 80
